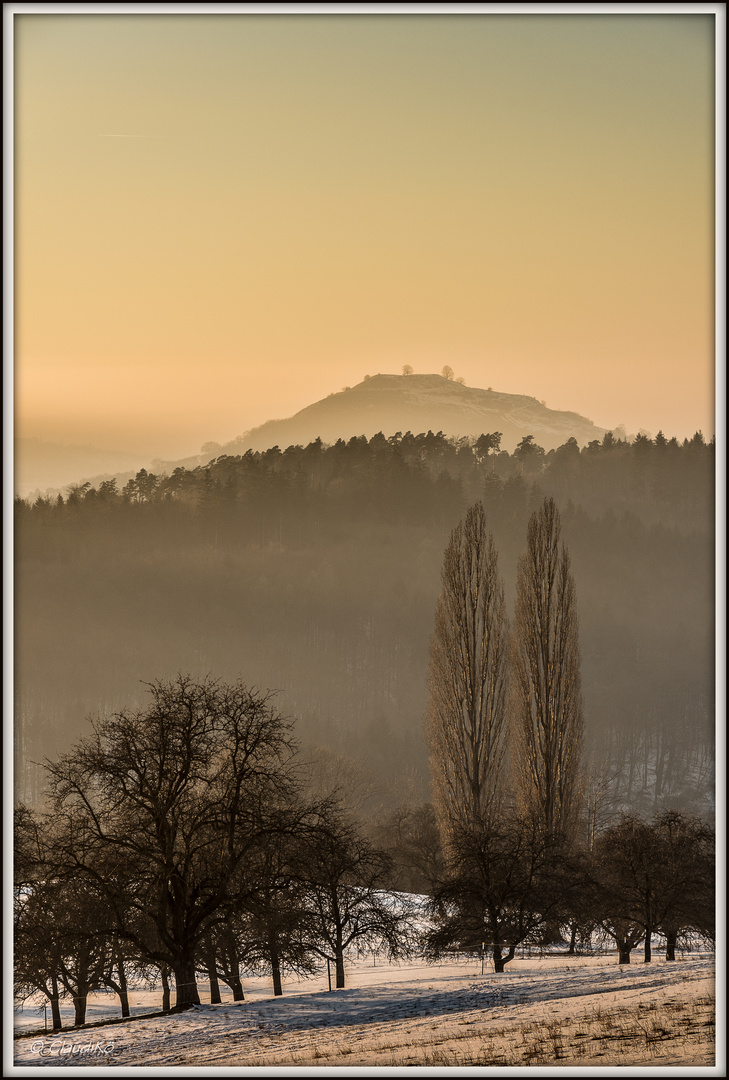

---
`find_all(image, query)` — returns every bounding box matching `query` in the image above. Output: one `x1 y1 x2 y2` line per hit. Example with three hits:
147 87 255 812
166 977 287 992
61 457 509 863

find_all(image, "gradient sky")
13 11 717 458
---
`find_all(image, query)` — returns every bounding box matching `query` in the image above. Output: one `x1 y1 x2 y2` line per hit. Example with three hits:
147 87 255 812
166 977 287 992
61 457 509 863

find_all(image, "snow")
10 950 720 1072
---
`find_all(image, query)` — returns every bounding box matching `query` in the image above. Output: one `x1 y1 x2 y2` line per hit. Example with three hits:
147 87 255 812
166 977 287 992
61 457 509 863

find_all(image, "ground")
11 952 718 1071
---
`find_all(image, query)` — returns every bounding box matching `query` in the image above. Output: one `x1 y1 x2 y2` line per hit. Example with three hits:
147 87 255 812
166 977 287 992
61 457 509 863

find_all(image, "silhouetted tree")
299 810 415 988
511 498 584 843
426 814 573 972
514 435 545 468
205 919 247 1001
54 881 110 1026
586 812 714 964
475 432 502 463
99 933 138 1018
426 502 510 843
14 878 67 1030
236 820 320 996
43 675 300 1009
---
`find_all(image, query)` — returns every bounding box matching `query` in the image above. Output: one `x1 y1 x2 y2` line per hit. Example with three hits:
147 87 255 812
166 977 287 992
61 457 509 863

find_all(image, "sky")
12 9 719 458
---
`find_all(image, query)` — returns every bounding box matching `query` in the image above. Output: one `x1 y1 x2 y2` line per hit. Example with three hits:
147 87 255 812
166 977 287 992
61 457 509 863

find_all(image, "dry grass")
249 993 715 1068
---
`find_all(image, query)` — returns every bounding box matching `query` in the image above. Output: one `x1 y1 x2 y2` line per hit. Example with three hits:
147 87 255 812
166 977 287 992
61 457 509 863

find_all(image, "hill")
228 374 609 454
16 377 610 497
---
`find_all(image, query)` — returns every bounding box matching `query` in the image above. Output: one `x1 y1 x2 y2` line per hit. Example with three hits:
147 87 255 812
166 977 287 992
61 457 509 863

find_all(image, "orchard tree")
299 810 415 989
426 814 574 972
236 821 319 996
426 501 510 844
511 498 584 844
99 933 139 1018
655 811 714 959
15 881 67 1030
587 812 715 964
43 675 301 1009
54 882 111 1026
14 806 72 1030
203 918 248 1002
587 821 646 964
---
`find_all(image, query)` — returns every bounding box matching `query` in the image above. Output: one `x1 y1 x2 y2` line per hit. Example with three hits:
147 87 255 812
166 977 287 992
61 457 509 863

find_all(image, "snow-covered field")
11 952 719 1071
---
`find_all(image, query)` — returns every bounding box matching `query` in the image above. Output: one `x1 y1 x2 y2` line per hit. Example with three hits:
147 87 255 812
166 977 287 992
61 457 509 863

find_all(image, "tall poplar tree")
511 497 584 842
426 501 510 843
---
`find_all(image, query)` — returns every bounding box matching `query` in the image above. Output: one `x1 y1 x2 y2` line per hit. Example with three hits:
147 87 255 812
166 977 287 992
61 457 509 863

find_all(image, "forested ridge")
15 429 715 816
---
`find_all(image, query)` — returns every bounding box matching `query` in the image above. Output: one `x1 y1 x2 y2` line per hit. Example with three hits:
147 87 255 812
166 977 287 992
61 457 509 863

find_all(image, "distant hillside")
14 438 204 499
224 374 608 454
16 376 610 497
14 439 145 498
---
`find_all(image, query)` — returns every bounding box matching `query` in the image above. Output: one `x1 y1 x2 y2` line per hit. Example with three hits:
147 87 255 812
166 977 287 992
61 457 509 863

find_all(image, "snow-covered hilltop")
230 373 608 455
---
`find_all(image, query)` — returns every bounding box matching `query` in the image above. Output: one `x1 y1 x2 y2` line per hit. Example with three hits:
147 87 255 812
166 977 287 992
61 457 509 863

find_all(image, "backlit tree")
426 502 510 844
511 497 584 843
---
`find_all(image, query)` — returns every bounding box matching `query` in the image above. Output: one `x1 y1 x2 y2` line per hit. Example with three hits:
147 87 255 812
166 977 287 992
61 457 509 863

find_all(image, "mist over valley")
14 381 715 825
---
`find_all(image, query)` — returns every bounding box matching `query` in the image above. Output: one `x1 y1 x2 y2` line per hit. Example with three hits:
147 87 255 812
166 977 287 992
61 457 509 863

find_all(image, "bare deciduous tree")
426 502 510 843
425 814 573 972
43 675 300 1009
586 811 714 964
299 809 415 989
511 497 584 842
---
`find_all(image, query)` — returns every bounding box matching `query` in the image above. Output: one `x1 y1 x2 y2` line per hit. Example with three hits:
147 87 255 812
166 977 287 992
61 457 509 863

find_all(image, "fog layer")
15 430 714 817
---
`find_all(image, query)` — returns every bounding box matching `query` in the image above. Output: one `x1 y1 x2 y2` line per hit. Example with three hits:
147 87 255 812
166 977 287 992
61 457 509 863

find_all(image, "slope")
232 373 609 454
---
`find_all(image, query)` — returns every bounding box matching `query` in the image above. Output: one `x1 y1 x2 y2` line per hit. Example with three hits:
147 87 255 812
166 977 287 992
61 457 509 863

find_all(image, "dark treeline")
19 427 714 536
15 429 715 817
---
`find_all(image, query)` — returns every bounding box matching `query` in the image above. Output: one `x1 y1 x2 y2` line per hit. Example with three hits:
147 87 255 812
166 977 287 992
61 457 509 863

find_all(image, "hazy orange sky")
13 11 717 458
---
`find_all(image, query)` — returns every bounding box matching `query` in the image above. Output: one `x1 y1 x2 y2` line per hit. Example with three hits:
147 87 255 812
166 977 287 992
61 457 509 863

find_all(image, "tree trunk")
173 956 200 1008
644 928 652 963
335 950 345 989
117 956 130 1017
567 922 578 955
665 929 677 961
161 964 171 1012
270 945 283 997
493 944 516 973
73 993 87 1026
206 954 221 1005
218 924 245 1000
50 973 63 1031
617 938 632 964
